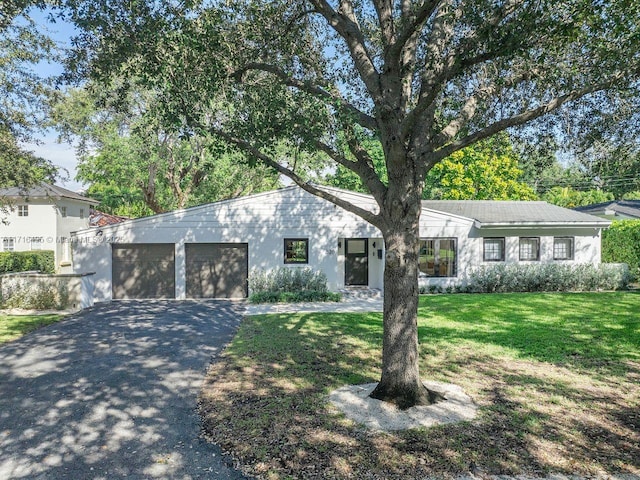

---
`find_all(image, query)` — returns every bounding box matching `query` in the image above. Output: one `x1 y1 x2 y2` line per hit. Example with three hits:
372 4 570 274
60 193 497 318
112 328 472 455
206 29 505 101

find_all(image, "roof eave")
476 220 612 229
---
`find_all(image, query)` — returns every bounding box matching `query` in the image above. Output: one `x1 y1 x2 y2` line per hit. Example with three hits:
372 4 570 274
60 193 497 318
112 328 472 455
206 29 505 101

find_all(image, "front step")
338 287 383 300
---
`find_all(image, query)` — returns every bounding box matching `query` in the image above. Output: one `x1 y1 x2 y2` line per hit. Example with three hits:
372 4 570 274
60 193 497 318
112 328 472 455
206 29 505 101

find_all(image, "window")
554 237 574 260
284 238 309 264
80 208 85 219
2 238 15 252
418 238 457 277
519 237 540 261
60 206 67 217
60 237 70 262
18 205 28 217
483 238 505 262
31 237 43 251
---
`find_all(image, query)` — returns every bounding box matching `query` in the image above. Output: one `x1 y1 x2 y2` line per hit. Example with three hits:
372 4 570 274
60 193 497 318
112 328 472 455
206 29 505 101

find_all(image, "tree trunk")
369 194 445 409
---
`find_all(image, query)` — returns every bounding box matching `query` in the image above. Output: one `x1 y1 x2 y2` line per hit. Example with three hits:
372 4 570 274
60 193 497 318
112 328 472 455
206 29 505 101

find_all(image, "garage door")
185 243 248 299
112 244 176 299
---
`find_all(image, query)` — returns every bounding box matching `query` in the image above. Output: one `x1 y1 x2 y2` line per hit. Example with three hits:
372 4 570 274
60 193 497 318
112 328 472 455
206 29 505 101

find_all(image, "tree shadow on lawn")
199 309 640 479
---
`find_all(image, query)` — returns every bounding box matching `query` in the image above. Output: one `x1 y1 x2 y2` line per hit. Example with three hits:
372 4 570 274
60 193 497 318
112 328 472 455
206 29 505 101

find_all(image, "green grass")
199 292 640 479
0 314 63 344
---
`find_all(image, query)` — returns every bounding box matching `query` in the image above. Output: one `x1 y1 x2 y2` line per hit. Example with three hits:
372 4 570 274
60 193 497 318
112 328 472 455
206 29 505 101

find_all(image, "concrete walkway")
246 296 383 315
0 300 250 480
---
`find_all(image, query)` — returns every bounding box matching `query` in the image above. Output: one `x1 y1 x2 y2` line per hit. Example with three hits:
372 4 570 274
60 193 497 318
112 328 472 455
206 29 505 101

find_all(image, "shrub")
248 267 341 303
602 220 640 279
249 290 341 303
0 277 69 310
0 251 55 274
464 263 630 293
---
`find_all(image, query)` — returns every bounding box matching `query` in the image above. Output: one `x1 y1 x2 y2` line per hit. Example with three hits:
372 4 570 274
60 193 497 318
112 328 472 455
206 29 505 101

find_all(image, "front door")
345 238 368 286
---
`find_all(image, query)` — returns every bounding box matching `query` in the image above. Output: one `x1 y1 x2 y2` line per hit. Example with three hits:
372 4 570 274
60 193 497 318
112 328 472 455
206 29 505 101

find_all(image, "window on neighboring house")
31 237 43 251
60 206 67 217
483 237 505 262
2 237 15 252
284 238 309 264
418 238 457 277
553 237 574 260
80 208 85 219
18 205 28 217
519 237 540 261
60 237 70 262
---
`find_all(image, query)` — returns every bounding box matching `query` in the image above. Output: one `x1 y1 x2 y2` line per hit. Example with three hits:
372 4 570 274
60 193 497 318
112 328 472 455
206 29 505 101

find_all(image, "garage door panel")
112 244 175 299
185 243 248 299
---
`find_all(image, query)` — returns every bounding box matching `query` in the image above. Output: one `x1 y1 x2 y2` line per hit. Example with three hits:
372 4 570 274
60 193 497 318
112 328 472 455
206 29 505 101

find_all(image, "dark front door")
345 238 369 286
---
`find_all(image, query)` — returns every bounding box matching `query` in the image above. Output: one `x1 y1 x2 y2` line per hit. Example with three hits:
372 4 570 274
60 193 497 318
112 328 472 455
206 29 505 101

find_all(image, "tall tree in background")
62 0 640 408
0 0 57 194
423 135 536 200
52 86 282 216
327 134 536 200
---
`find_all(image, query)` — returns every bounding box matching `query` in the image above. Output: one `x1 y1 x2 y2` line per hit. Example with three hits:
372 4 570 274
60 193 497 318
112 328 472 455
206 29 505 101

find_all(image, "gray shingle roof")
0 183 96 204
574 200 640 219
422 200 610 227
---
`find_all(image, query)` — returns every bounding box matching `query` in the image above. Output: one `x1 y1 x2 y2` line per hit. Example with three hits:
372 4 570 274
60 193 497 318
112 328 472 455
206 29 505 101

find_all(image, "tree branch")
313 138 387 204
432 79 624 162
233 62 377 130
372 0 395 48
390 0 440 61
211 127 383 227
309 0 382 101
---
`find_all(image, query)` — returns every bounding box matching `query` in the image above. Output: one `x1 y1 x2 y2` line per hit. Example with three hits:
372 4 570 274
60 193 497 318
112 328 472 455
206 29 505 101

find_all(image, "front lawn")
0 314 63 344
199 292 640 479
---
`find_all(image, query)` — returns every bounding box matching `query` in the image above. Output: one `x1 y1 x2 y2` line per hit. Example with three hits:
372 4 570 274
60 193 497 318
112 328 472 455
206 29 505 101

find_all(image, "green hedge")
602 220 640 279
0 251 55 274
462 263 630 293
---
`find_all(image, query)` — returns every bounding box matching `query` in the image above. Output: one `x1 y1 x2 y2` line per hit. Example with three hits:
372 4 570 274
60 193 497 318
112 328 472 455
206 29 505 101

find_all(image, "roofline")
72 185 301 236
421 206 475 223
0 184 97 204
476 220 611 229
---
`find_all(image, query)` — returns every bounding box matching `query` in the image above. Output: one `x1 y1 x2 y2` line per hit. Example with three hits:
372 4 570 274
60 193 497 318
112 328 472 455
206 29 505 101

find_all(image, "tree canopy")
59 0 640 407
52 86 282 216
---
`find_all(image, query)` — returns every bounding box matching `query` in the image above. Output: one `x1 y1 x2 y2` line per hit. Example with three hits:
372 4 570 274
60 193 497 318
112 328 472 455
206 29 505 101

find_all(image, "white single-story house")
70 185 611 302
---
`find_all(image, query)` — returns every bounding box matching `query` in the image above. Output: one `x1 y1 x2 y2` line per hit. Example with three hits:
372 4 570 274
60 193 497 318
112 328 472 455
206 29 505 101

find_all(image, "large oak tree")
62 0 640 408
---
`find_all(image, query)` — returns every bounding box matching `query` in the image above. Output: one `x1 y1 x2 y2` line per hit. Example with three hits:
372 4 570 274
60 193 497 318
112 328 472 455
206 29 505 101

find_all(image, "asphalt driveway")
0 301 251 479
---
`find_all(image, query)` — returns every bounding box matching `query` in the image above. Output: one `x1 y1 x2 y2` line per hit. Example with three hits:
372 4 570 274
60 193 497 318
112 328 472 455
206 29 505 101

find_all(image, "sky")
22 8 83 191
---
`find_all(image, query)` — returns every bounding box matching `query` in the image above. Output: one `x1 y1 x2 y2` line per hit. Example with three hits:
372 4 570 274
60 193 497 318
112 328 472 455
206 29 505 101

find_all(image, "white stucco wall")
0 198 92 272
72 187 385 302
72 186 607 302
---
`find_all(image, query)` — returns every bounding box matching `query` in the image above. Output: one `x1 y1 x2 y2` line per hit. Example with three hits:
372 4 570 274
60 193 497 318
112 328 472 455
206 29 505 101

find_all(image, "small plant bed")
0 314 63 344
248 267 341 303
249 290 341 303
199 292 640 479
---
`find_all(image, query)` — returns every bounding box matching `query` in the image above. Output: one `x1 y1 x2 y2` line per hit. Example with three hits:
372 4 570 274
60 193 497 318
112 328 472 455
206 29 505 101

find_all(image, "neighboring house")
89 209 129 227
574 200 640 220
0 184 96 272
71 185 610 302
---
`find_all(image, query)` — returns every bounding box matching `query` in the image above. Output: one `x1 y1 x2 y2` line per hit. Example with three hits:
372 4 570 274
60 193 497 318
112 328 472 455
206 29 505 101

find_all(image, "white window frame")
60 206 67 217
2 237 15 252
18 205 28 217
31 237 44 251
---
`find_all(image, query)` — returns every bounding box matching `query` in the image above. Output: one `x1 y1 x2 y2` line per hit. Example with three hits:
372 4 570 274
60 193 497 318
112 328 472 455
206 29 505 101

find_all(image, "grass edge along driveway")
199 292 640 480
0 313 63 344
